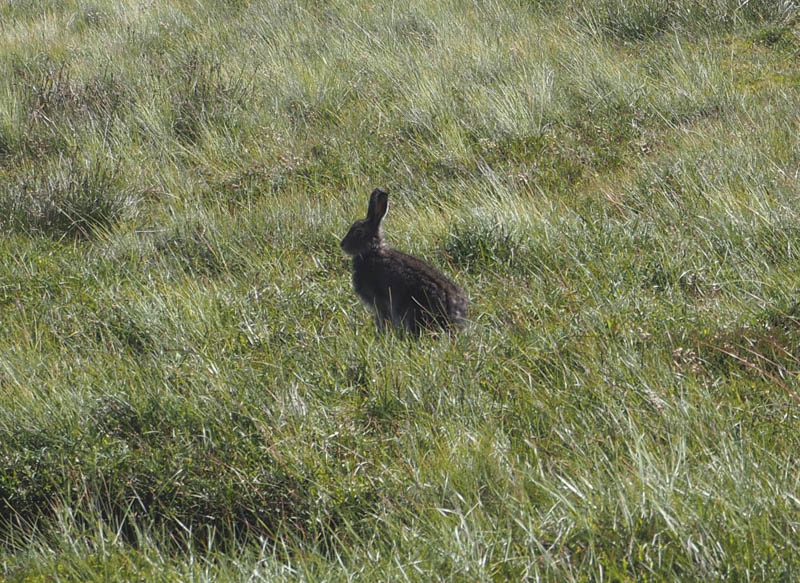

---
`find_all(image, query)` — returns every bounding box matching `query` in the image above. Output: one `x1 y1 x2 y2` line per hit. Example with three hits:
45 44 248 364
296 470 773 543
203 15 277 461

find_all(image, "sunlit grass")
1 0 799 580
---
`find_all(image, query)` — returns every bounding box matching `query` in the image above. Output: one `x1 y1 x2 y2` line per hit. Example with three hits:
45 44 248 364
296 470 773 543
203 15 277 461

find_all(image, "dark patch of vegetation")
154 219 247 277
580 0 795 42
443 217 524 272
96 308 160 357
0 416 311 552
0 59 130 164
0 382 399 555
0 157 135 239
751 18 800 51
18 60 129 125
0 0 71 20
170 52 255 145
685 300 800 395
581 0 676 41
391 14 437 47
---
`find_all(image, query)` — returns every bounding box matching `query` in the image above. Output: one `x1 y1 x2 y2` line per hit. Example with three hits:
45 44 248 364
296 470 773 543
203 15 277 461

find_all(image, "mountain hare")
341 188 468 334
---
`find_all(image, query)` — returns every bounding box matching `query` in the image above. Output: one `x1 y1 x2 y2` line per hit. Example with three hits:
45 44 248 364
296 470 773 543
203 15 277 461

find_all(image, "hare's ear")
366 188 389 226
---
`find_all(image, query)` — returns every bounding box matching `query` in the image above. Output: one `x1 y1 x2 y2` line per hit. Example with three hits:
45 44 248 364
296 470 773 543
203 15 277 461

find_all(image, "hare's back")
387 250 467 318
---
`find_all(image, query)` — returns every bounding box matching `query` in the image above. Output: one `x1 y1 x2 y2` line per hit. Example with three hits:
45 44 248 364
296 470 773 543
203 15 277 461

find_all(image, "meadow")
1 0 799 580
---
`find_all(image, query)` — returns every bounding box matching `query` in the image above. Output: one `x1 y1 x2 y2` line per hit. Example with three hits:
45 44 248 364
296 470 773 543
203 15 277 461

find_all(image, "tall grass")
1 0 799 580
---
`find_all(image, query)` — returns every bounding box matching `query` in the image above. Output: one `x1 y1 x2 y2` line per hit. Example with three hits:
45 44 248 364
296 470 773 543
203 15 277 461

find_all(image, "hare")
341 188 468 334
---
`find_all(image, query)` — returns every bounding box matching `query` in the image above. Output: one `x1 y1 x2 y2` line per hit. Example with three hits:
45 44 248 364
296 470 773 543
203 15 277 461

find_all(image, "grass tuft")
579 0 796 41
444 215 523 272
169 51 255 145
0 156 136 238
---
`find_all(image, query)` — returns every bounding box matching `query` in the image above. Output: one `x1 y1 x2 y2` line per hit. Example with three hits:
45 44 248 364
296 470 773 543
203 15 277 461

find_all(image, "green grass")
2 0 799 580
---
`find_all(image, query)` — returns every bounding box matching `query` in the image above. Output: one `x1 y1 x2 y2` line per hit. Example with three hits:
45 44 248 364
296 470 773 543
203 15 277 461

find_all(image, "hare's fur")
341 189 468 334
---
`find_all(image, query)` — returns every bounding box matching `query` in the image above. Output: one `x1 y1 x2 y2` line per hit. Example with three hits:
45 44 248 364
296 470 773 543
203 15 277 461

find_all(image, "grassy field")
1 0 799 580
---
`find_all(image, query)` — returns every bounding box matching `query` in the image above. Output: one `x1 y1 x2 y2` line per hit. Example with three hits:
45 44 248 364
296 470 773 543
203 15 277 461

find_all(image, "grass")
1 0 799 580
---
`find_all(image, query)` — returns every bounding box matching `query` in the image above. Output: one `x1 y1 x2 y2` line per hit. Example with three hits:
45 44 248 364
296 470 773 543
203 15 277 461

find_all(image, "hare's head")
340 188 389 257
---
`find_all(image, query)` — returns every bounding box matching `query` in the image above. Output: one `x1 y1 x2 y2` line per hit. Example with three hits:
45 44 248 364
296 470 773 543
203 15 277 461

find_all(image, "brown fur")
341 189 468 334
